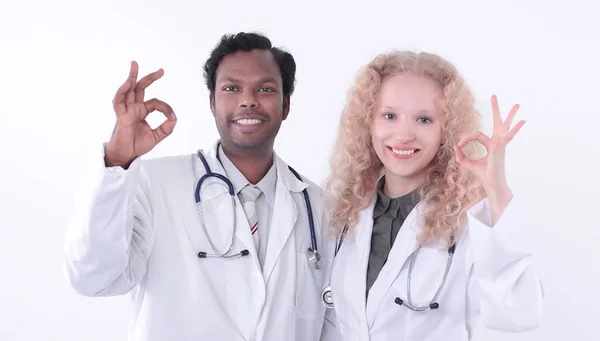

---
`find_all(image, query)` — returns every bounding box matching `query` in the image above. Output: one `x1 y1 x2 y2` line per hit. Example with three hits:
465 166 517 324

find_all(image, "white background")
1 0 598 340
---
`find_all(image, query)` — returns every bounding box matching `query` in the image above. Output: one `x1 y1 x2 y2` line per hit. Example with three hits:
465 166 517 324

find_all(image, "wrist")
484 185 513 225
104 145 134 169
485 186 512 203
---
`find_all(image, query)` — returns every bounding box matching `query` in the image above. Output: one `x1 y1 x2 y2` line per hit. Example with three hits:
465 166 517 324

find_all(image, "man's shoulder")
141 141 216 167
282 164 324 200
137 151 200 182
141 152 195 168
274 154 322 186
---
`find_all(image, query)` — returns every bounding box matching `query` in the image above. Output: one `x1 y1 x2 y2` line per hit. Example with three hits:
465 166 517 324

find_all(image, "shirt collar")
217 144 278 207
373 177 420 219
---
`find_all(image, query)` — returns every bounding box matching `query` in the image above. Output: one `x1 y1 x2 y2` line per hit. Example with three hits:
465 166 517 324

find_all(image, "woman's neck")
382 172 426 198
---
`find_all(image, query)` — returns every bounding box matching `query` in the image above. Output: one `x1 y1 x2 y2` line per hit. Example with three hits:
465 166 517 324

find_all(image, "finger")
503 120 526 143
491 95 503 132
113 78 132 115
454 144 466 162
125 61 139 106
503 103 520 131
143 98 177 122
135 68 164 103
457 131 491 148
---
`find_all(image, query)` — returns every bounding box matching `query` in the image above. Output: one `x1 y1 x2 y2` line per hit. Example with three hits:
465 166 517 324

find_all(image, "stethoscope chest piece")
306 248 321 270
321 286 334 309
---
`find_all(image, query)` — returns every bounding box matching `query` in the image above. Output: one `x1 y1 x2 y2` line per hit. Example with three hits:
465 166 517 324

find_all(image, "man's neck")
221 143 274 185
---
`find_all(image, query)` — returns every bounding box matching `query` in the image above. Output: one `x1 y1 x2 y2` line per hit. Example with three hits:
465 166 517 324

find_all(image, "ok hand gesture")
105 61 177 168
454 95 526 223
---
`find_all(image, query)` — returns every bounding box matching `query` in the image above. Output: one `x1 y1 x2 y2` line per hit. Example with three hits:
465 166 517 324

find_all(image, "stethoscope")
194 147 322 270
321 225 456 312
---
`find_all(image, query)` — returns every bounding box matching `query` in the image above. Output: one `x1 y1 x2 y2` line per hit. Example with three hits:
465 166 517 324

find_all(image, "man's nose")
239 90 258 108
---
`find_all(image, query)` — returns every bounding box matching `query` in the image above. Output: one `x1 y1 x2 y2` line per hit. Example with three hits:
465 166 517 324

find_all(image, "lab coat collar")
274 153 309 193
208 140 309 194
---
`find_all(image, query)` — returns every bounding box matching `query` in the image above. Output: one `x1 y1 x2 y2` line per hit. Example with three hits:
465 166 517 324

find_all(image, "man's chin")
222 136 272 152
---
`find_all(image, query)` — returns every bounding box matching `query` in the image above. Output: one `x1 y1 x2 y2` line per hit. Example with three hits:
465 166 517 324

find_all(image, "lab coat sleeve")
63 144 155 297
465 196 544 332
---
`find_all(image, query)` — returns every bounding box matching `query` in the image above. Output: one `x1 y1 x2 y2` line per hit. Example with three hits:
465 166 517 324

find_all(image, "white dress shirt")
218 144 277 268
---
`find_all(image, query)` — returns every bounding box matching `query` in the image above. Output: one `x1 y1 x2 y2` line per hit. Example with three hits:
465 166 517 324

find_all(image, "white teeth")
392 149 416 155
236 119 262 125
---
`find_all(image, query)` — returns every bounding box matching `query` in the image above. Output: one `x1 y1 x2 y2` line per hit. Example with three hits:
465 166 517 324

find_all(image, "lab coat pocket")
391 247 466 340
405 247 449 301
193 190 236 251
294 251 332 320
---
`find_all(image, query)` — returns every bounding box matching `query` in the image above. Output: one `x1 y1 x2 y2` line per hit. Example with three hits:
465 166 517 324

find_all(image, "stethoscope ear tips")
395 297 440 310
240 249 250 256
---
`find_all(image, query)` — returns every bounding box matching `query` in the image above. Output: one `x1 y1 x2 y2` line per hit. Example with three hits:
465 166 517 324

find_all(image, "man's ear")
282 96 290 120
209 93 216 116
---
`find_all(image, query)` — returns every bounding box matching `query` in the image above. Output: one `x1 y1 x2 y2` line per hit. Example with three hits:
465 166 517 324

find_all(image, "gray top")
366 178 420 296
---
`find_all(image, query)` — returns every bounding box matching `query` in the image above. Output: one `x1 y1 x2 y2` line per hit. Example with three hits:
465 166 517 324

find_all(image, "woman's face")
371 73 444 187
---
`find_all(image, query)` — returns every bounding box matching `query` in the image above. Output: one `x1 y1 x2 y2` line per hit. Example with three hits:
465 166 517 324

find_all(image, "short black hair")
203 32 296 98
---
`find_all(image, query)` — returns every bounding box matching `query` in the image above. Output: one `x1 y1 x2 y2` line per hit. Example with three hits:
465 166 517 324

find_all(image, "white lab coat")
321 194 544 341
63 141 335 341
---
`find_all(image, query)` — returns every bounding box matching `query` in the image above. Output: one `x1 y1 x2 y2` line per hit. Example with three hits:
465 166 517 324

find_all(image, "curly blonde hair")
325 50 486 247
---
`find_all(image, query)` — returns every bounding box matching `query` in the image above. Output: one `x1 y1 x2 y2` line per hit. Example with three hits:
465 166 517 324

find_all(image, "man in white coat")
63 32 335 341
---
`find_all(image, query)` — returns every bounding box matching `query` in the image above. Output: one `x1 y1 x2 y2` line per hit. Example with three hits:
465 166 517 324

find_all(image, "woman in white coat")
320 50 544 341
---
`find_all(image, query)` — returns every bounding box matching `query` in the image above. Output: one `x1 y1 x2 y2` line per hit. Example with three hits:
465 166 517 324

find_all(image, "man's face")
210 49 289 154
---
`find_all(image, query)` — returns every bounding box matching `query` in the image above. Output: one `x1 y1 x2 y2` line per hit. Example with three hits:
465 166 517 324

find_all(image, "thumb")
454 145 465 163
153 116 177 143
454 145 475 169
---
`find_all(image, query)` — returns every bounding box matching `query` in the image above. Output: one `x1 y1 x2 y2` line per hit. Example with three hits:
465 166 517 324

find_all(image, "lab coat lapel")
354 198 377 280
342 197 377 323
353 172 382 266
365 202 423 328
262 156 306 283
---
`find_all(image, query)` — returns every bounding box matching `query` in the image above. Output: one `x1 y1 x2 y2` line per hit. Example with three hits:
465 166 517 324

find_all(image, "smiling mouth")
233 118 264 125
387 146 421 155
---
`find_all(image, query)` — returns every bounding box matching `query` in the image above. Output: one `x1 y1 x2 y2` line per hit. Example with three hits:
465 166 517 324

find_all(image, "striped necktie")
239 185 262 250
